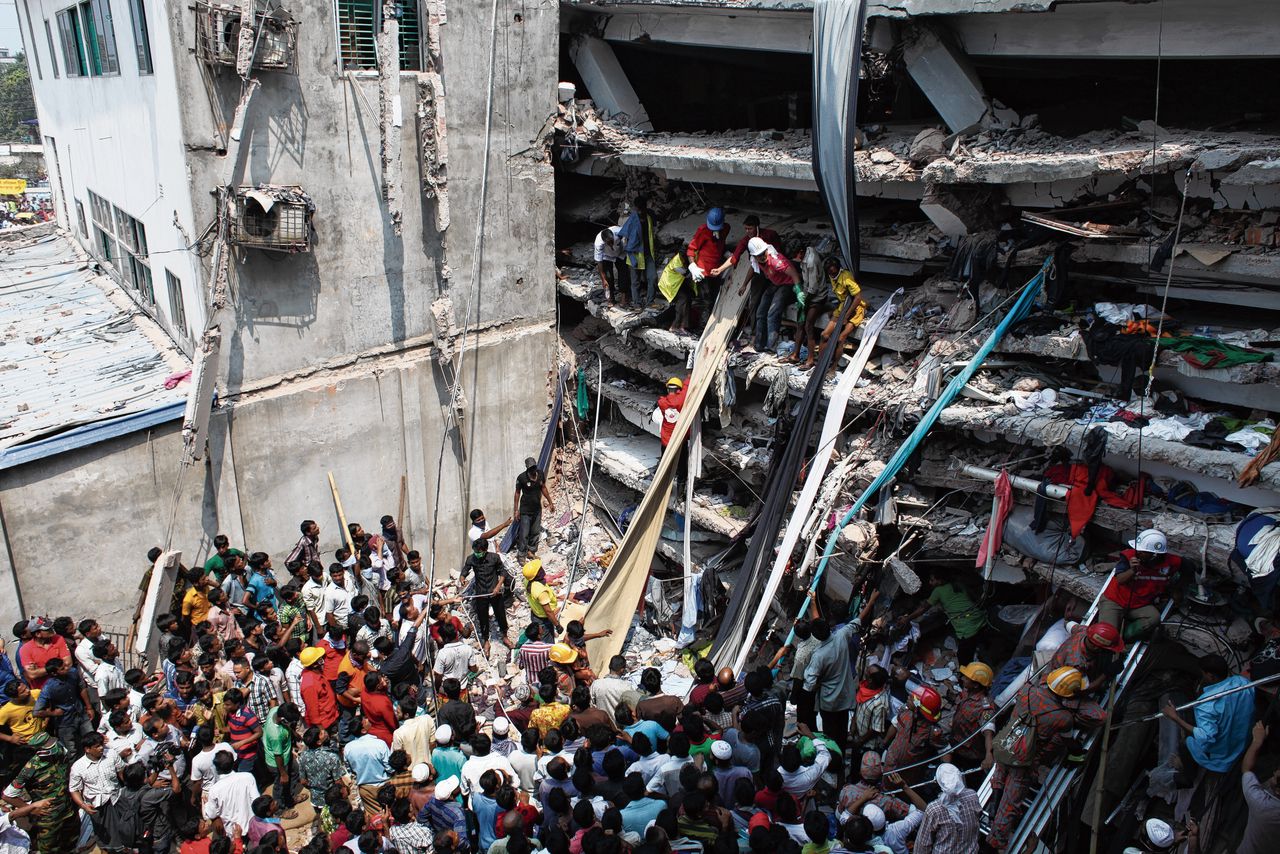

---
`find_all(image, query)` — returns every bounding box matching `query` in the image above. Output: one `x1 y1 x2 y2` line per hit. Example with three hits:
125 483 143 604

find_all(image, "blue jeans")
755 286 790 350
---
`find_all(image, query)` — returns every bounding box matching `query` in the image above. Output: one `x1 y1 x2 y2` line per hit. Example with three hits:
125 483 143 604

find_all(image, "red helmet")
1085 621 1125 653
911 685 943 722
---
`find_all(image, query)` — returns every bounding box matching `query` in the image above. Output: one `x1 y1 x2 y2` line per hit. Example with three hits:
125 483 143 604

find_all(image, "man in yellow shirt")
0 681 43 776
181 567 213 633
808 258 866 371
522 559 560 640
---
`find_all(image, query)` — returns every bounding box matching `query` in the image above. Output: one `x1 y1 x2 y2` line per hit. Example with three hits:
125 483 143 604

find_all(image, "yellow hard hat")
522 559 542 580
666 377 683 389
1047 666 1088 698
959 662 993 688
549 643 578 664
300 647 325 668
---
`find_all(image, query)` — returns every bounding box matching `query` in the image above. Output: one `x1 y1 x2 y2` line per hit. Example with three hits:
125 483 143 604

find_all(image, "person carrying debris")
741 236 801 354
593 224 630 307
686 207 730 316
899 568 988 664
1099 528 1181 641
512 457 554 558
988 666 1106 851
618 195 659 307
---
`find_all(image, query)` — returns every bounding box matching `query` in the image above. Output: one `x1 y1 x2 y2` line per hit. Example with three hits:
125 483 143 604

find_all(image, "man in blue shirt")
619 772 665 835
343 717 391 813
246 553 279 621
1163 653 1254 783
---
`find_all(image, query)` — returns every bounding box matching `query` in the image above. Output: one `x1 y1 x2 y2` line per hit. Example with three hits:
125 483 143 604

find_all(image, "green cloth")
929 582 986 639
576 367 590 419
1158 335 1272 369
262 707 292 762
203 548 246 581
797 733 841 762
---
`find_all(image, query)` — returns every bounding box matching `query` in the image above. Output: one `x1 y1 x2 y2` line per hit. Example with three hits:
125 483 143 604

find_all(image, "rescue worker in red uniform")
882 685 947 783
948 661 998 772
988 666 1106 851
1099 528 1181 641
1048 620 1125 691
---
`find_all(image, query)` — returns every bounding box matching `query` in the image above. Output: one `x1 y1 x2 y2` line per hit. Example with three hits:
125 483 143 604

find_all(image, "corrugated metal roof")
0 233 190 450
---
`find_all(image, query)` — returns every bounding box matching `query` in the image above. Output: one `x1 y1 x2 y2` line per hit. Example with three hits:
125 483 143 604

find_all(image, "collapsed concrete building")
4 0 1280 848
550 0 1280 849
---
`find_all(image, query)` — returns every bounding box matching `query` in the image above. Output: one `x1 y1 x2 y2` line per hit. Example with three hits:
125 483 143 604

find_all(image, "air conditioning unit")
229 186 314 253
195 2 297 72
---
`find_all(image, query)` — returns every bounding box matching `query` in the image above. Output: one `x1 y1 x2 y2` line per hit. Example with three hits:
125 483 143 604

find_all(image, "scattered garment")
1093 303 1168 325
976 471 1013 569
1158 335 1273 370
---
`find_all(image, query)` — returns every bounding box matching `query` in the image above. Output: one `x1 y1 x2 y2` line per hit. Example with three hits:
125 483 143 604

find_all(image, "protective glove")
688 263 705 282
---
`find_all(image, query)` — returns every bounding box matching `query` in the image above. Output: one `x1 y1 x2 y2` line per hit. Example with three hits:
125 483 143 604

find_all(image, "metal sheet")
0 233 189 452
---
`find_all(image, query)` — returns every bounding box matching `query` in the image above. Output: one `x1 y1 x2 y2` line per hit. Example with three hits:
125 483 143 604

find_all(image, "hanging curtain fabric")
583 263 752 667
976 470 1013 571
812 0 868 274
724 291 902 673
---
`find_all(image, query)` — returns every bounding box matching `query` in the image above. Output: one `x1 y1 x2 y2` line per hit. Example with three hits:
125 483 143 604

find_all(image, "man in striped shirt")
518 621 554 685
224 688 262 773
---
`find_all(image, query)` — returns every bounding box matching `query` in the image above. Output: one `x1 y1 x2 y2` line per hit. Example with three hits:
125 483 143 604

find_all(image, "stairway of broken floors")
548 114 1280 665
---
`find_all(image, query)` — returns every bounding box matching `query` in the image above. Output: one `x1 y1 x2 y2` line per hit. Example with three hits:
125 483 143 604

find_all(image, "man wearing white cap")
1122 818 1178 853
1099 528 1181 641
490 717 517 758
709 738 750 799
420 775 467 839
460 733 516 796
739 235 800 353
859 801 924 854
913 763 980 854
431 723 465 787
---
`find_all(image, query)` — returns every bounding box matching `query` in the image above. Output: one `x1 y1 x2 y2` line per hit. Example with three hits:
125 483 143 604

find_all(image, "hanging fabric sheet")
976 470 1013 570
583 263 752 667
784 260 1053 644
811 0 868 273
500 366 568 554
724 291 902 673
712 290 857 667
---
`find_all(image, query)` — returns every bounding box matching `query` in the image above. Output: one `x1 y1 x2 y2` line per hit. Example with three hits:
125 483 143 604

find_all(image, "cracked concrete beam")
378 2 403 235
568 36 655 132
417 73 450 232
902 21 1004 134
918 184 1002 237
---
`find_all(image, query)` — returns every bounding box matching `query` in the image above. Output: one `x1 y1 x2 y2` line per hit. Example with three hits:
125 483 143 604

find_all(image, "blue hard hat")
706 207 725 231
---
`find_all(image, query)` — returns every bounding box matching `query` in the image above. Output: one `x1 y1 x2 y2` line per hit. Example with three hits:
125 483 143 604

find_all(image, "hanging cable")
557 355 605 621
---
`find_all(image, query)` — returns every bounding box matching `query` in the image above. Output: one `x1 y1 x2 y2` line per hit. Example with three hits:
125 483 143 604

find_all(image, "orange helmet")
911 685 943 722
1047 666 1089 698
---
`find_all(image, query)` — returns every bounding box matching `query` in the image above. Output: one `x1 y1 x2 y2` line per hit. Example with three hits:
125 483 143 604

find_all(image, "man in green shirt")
901 570 988 661
262 702 301 819
203 534 247 583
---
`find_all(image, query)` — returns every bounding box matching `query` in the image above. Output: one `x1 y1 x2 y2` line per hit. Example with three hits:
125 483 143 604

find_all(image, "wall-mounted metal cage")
228 187 314 253
195 2 298 71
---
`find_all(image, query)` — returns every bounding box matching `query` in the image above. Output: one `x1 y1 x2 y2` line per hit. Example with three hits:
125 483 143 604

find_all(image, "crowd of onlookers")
0 499 1277 854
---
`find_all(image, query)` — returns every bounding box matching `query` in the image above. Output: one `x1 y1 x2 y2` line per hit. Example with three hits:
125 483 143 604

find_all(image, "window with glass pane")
166 271 188 338
127 0 151 74
57 9 86 77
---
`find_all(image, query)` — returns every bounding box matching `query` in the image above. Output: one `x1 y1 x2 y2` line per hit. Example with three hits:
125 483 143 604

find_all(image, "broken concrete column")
378 0 404 235
235 0 256 77
416 73 450 232
902 21 1008 135
919 185 1002 237
568 36 654 132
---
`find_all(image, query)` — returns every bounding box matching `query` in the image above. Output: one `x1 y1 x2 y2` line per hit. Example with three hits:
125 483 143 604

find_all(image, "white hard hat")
1129 529 1167 555
747 236 769 256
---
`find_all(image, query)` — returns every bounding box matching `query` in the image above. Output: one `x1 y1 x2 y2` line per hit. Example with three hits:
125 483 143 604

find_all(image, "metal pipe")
961 464 1069 499
1114 670 1280 729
